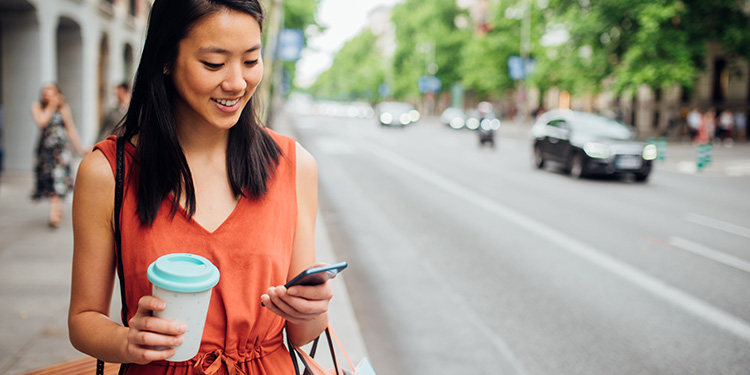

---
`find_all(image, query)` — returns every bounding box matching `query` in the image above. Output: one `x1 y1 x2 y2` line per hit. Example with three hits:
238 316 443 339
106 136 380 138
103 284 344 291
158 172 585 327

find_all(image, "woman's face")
170 9 263 133
42 85 59 103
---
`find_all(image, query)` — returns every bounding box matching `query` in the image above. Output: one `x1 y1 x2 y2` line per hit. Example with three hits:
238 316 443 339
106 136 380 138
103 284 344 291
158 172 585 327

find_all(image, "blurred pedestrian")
97 82 131 142
30 82 88 228
735 109 747 142
68 0 333 374
697 107 716 145
718 109 734 147
687 107 701 143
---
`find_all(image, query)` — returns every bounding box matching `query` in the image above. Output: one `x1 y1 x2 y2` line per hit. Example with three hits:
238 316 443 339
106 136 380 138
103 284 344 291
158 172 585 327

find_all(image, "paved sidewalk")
0 113 368 373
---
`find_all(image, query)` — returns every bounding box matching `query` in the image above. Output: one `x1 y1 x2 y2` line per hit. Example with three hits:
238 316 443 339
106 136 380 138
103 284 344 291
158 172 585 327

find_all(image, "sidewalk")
0 116 368 373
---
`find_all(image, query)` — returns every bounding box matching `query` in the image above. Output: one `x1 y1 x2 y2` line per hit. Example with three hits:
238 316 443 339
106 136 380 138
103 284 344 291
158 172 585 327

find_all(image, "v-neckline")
168 192 242 235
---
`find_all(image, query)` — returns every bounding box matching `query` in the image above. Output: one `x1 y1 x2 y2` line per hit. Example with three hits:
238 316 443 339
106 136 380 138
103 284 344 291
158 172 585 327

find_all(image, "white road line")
686 213 750 239
356 138 750 343
668 237 750 274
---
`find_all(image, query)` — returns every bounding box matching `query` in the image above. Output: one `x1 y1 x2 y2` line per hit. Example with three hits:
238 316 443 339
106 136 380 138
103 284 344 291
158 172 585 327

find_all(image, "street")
288 109 750 374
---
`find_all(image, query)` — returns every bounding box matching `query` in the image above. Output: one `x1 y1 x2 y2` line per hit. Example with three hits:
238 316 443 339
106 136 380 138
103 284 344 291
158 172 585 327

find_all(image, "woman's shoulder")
264 127 296 151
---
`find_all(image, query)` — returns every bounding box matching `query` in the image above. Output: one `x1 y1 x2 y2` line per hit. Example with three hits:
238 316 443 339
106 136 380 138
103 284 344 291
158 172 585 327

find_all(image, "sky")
294 0 402 88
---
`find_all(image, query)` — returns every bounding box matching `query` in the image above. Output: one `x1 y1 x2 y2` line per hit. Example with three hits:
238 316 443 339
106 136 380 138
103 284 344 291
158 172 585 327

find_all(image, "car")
440 107 467 129
376 102 420 126
531 109 657 181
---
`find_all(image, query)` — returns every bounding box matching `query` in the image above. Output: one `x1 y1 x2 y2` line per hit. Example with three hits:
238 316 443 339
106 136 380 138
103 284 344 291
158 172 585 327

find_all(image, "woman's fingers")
262 284 331 324
124 296 186 364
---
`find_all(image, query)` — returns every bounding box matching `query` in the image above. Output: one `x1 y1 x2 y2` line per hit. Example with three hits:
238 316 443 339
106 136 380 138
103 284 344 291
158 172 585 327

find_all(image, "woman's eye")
203 62 223 69
245 60 259 67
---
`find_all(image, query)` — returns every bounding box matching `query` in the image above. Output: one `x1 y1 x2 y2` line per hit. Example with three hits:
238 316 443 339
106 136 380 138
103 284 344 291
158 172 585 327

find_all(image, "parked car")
376 102 420 126
440 107 467 129
531 109 657 181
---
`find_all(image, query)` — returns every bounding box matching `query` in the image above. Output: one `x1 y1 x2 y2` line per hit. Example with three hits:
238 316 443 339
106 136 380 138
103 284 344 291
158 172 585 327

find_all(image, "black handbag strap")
287 327 341 375
97 136 129 375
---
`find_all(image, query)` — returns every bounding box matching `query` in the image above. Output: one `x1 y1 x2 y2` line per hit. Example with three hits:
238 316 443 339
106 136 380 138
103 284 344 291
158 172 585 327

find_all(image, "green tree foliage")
308 30 386 102
390 0 470 100
282 0 323 91
544 0 750 94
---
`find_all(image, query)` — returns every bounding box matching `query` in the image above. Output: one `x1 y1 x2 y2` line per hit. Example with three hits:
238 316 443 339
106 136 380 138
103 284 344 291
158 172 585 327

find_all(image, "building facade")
1 0 149 171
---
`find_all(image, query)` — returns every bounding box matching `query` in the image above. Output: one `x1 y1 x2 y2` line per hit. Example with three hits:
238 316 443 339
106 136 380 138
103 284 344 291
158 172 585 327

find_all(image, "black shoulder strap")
115 136 128 326
98 136 128 375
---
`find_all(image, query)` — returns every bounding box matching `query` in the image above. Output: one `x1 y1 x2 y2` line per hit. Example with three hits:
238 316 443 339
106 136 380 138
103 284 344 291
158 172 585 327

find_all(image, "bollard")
658 137 667 162
696 143 713 171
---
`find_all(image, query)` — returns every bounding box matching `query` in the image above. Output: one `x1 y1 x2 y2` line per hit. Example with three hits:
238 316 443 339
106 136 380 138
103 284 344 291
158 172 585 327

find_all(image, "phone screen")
284 262 348 288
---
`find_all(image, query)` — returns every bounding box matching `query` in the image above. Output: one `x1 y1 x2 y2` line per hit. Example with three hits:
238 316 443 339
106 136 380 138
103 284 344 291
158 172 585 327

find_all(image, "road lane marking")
356 138 750 343
668 237 750 274
686 213 750 239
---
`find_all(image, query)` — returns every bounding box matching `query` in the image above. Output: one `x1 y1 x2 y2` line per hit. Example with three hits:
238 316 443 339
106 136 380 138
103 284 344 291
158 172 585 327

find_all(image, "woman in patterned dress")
30 83 87 227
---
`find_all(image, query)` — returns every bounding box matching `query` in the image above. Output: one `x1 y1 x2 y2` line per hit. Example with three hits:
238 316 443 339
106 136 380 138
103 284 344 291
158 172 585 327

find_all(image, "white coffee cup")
147 253 220 361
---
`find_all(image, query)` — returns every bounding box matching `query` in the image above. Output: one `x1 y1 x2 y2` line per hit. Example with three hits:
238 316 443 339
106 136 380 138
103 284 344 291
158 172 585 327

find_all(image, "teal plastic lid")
147 253 220 293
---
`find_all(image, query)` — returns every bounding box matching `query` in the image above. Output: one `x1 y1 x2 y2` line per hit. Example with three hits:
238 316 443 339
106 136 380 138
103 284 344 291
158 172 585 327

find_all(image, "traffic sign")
418 75 442 94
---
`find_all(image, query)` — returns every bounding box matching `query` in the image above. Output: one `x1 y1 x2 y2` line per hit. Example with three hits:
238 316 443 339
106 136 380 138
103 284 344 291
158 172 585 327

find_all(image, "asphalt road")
289 110 750 375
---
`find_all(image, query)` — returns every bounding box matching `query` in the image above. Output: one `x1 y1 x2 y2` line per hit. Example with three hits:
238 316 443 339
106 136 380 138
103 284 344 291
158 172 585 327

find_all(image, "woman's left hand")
261 279 334 325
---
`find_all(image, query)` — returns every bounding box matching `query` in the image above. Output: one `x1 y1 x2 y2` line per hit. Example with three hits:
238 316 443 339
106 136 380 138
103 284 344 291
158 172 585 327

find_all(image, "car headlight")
642 144 658 160
583 142 611 158
409 110 420 122
400 113 411 125
466 118 480 130
449 117 465 129
491 118 501 130
380 113 393 124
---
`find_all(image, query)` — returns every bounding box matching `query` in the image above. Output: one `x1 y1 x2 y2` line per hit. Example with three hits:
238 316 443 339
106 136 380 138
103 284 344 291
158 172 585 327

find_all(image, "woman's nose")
222 64 247 93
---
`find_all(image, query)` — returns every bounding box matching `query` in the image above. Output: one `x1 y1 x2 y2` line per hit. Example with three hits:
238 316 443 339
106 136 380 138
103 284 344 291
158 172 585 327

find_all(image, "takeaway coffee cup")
147 253 220 361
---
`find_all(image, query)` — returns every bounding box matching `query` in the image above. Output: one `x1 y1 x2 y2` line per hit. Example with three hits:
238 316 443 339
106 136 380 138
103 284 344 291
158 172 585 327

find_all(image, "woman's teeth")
214 98 240 106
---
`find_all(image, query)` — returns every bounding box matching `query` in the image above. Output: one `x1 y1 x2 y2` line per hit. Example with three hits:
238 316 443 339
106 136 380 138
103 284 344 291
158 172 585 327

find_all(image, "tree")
308 30 386 102
543 0 750 94
282 0 324 93
390 0 470 100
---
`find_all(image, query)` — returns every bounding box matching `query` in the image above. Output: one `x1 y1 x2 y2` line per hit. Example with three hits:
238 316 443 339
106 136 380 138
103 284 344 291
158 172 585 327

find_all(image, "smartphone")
284 262 348 288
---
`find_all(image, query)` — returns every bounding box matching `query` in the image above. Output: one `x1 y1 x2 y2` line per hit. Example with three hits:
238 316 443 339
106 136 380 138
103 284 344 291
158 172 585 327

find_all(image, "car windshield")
568 113 633 140
379 103 413 113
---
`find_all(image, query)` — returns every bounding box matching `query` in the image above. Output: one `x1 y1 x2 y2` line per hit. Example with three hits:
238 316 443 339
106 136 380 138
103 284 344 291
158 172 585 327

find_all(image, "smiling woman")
68 1 333 374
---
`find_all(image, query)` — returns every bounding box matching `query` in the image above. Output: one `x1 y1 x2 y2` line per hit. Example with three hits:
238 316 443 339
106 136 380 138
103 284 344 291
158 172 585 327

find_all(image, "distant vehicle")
347 102 375 119
440 107 467 129
531 109 657 181
376 102 420 126
467 101 501 147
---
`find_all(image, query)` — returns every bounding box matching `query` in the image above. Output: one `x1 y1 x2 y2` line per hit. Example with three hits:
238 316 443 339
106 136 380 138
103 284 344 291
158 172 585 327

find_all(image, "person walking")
68 1 334 374
97 82 131 142
697 108 716 145
687 107 702 143
30 82 87 227
718 109 734 147
735 109 747 142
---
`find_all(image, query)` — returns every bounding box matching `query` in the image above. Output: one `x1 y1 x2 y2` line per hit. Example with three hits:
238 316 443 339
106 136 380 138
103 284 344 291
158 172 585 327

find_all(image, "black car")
531 109 657 181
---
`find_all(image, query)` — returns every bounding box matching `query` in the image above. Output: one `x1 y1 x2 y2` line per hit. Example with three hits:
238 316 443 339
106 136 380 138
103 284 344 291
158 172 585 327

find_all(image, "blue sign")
508 56 536 80
379 83 391 98
418 75 442 94
278 28 305 62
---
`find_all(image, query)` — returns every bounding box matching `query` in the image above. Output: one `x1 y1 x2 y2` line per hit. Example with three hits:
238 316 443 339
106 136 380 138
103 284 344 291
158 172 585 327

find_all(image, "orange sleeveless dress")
95 130 297 375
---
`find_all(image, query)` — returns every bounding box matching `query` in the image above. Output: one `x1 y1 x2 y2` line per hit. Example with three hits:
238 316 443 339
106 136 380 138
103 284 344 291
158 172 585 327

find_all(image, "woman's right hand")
124 296 187 364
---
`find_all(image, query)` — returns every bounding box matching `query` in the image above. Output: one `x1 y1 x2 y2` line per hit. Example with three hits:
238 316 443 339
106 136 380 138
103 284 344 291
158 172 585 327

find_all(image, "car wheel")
569 153 586 179
533 145 545 169
634 172 649 182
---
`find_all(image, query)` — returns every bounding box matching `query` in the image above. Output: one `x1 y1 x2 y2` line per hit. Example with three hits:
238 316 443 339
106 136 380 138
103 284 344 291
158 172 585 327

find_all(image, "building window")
129 0 136 16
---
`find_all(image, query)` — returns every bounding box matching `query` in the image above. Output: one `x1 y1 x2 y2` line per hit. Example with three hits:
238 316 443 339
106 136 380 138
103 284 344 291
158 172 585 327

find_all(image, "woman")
30 83 87 227
68 0 332 374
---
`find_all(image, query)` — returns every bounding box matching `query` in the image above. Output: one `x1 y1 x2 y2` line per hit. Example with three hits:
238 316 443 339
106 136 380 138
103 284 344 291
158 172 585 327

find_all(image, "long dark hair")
121 0 281 226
